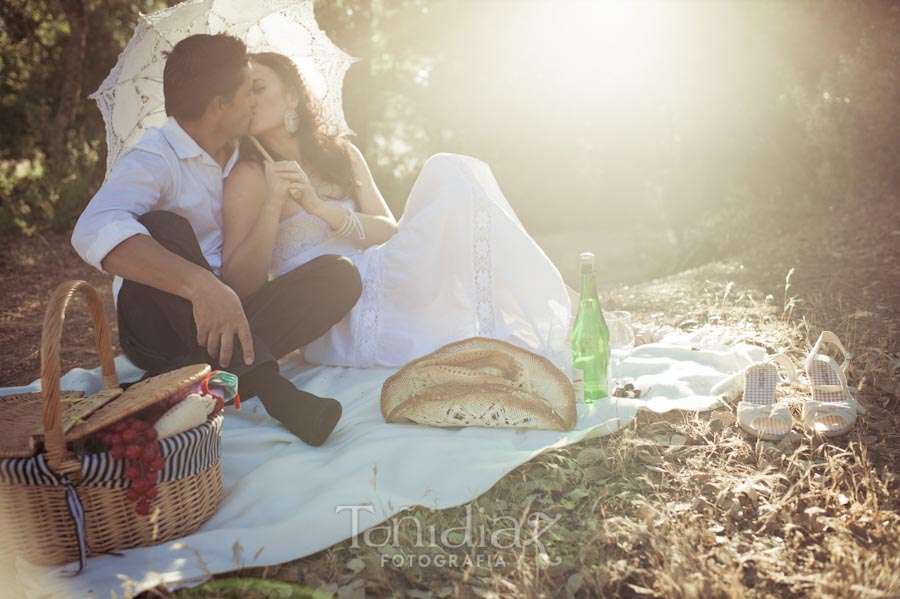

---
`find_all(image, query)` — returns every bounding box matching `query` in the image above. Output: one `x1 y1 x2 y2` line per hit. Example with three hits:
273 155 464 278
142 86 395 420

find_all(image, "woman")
222 52 575 369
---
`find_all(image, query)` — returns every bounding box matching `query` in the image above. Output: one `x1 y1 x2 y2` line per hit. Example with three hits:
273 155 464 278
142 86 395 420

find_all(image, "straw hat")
381 337 576 431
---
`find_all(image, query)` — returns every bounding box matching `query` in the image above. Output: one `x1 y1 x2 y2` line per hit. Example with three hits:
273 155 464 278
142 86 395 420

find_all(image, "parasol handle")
248 135 275 164
248 135 303 201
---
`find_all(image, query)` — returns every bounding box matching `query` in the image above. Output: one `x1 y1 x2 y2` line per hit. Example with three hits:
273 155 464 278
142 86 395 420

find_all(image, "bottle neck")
580 271 598 301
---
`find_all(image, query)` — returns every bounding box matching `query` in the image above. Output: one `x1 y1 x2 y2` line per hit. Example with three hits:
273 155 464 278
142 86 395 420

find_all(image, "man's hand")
190 276 255 369
99 234 256 369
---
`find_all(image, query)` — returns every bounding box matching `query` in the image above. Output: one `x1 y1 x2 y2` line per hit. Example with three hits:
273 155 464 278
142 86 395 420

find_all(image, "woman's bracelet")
335 208 354 237
335 207 366 240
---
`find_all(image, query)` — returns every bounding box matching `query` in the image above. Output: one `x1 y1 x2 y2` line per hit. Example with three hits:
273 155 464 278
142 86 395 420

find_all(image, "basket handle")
41 280 119 477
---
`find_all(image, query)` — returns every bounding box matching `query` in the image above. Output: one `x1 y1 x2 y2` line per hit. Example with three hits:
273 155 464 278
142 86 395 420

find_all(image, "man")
71 34 361 446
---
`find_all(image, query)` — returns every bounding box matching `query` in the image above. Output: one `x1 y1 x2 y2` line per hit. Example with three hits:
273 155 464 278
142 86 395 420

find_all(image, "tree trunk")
49 0 87 159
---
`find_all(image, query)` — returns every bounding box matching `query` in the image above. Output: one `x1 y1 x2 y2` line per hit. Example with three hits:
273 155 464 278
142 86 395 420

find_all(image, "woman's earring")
284 109 300 135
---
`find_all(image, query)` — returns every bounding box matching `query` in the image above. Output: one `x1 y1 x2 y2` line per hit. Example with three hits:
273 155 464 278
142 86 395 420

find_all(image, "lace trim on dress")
271 211 332 273
473 195 495 337
353 249 385 367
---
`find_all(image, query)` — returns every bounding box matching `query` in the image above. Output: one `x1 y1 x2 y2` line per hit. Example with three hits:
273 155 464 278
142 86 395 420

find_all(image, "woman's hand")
265 161 326 215
263 161 297 210
265 160 324 214
286 162 329 216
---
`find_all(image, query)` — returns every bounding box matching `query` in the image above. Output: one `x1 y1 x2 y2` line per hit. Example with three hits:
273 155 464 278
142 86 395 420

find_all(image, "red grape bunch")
98 417 165 516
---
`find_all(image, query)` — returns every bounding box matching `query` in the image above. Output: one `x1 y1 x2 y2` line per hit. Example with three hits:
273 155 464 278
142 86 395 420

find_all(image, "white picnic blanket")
1 325 764 599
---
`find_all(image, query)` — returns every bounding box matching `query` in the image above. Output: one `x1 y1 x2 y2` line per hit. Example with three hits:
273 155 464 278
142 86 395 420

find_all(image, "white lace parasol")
89 0 359 180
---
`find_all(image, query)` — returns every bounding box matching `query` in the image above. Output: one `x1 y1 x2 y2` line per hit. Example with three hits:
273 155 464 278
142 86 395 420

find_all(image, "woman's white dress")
269 152 572 369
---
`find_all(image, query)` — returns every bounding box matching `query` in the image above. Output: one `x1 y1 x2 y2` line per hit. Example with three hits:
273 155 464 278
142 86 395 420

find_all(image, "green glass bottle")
570 252 610 403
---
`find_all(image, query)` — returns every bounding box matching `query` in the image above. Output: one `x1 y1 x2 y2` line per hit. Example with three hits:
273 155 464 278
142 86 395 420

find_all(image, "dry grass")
1 201 895 598
160 275 899 599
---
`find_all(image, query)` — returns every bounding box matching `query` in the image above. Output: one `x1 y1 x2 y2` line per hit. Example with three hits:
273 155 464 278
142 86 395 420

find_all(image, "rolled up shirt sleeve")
71 149 173 273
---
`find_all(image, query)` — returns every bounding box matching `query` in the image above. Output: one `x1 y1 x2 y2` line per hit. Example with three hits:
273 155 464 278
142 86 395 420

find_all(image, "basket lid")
0 390 85 458
64 364 211 441
0 364 212 457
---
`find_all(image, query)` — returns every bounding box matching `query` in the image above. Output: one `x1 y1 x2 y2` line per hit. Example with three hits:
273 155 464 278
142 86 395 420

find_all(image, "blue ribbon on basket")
60 477 88 574
58 474 124 574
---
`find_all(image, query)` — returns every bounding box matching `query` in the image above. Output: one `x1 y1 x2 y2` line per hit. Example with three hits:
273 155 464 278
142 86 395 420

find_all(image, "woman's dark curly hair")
239 52 360 206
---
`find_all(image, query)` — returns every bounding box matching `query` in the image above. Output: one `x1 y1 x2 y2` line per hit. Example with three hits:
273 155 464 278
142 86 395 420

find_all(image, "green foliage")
172 578 330 598
0 0 166 235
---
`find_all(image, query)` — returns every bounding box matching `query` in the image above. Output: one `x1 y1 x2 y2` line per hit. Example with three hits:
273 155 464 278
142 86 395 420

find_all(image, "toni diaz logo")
335 502 562 568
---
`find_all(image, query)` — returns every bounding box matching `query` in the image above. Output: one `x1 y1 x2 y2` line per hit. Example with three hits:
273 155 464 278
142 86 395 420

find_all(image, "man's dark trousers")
116 210 362 398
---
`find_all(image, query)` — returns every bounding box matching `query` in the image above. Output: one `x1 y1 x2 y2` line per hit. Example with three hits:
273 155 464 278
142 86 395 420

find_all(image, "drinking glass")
544 313 572 380
604 310 634 387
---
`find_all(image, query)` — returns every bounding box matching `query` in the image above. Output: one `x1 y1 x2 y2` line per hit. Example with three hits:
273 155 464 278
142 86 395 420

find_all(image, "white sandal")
801 331 865 437
735 354 798 441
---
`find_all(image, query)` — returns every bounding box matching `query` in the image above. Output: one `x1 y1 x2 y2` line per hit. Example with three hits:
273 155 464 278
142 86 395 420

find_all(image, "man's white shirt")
71 117 240 309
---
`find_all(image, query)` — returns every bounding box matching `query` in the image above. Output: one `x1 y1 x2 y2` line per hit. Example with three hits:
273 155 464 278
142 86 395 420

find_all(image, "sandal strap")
737 400 792 427
805 331 851 375
808 354 856 404
801 396 864 425
767 353 798 384
811 383 846 393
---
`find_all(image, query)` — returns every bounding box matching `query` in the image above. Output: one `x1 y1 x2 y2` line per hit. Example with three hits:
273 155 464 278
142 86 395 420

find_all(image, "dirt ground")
0 194 898 598
0 233 121 387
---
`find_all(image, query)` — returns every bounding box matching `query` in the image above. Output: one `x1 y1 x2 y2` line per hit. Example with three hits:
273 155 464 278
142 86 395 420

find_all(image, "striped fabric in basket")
0 414 222 487
0 413 223 571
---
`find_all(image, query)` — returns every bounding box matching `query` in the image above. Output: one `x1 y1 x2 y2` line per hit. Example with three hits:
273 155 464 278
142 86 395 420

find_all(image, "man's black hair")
162 34 249 120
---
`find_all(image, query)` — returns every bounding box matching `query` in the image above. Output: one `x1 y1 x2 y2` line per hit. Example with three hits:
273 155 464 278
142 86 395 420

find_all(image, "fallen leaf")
346 557 366 574
846 522 870 544
669 434 687 446
566 487 592 501
337 579 365 599
877 378 899 397
566 573 584 594
627 583 657 595
849 310 878 319
576 446 606 466
637 449 663 466
582 466 611 481
546 558 575 577
712 411 737 428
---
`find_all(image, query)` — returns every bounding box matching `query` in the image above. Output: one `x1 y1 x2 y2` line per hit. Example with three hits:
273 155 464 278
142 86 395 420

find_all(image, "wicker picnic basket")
0 280 224 570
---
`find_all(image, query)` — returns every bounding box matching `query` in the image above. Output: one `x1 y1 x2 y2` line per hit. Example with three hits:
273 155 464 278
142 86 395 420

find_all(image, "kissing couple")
72 33 575 447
